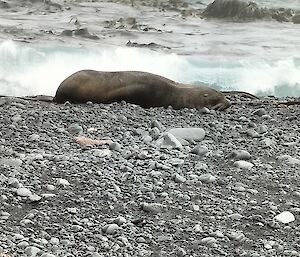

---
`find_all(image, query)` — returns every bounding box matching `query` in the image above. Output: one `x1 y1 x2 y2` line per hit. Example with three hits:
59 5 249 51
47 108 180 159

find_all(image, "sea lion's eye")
204 94 208 97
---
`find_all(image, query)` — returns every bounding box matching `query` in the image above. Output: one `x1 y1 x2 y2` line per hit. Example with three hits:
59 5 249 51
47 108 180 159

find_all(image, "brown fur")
54 70 231 110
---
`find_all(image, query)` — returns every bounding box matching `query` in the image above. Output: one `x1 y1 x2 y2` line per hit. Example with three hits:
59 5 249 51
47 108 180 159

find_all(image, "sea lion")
53 70 231 110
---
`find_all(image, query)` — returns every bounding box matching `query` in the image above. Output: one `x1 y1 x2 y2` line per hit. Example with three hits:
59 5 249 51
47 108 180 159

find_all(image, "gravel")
0 96 300 256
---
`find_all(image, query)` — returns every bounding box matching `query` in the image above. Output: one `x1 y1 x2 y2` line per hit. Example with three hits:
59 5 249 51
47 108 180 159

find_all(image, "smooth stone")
262 138 273 147
234 160 254 170
168 128 205 141
28 194 42 202
141 202 163 213
229 213 243 220
109 142 122 151
16 187 32 197
169 158 184 166
191 145 208 156
201 237 217 245
113 216 126 225
17 241 29 248
57 178 70 186
278 155 300 165
228 150 251 160
198 173 216 183
41 254 56 257
102 224 119 234
174 173 186 183
92 149 111 157
67 123 83 134
157 133 183 149
274 211 295 224
24 246 41 257
0 158 23 167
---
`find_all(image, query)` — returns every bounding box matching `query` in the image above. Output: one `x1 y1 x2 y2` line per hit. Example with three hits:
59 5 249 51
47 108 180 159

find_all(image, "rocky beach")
0 95 300 257
1 0 300 256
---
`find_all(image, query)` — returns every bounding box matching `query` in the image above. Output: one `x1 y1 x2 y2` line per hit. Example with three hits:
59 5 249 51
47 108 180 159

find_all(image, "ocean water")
0 0 299 98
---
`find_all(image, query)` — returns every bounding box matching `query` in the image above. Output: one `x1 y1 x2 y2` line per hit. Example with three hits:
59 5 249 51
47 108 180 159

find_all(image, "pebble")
228 150 251 160
113 216 126 225
67 123 83 134
40 254 56 257
274 211 295 224
141 202 163 213
169 158 184 166
198 173 216 183
17 241 29 248
227 232 247 244
168 127 205 141
234 160 254 170
16 187 32 197
229 213 243 220
24 246 42 257
201 237 217 245
158 133 183 149
56 178 70 186
174 173 186 183
109 142 122 151
191 145 208 156
278 155 300 165
92 149 111 157
102 223 119 234
0 158 23 167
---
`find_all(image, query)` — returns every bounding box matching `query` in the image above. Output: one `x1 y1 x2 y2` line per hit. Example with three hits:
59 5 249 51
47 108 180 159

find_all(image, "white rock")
16 188 32 197
234 160 254 170
102 224 119 234
0 158 23 167
57 178 70 186
168 128 205 141
274 211 295 224
174 173 186 183
92 149 111 158
41 254 56 257
24 246 41 257
157 133 183 149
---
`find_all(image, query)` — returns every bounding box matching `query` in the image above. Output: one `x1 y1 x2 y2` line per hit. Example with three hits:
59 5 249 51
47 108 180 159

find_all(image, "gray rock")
0 158 23 167
67 123 83 134
174 173 186 183
16 187 32 197
234 160 254 170
228 150 251 160
141 202 164 213
25 246 42 257
157 133 183 149
199 173 216 183
278 155 300 165
102 223 119 234
191 145 208 156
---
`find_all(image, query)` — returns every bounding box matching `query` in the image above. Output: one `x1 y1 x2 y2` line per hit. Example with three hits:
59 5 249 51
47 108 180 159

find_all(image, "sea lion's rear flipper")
222 91 259 100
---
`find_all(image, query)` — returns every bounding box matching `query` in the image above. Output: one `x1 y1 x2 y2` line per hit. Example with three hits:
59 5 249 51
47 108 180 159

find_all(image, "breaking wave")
0 40 299 97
